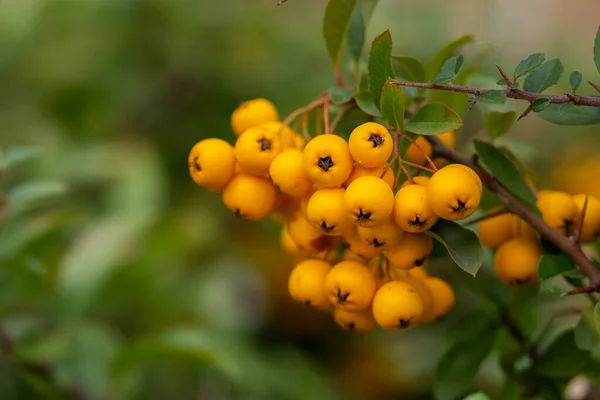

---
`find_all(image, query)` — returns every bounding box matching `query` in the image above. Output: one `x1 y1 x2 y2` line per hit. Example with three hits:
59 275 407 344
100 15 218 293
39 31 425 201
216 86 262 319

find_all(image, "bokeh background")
1 1 600 399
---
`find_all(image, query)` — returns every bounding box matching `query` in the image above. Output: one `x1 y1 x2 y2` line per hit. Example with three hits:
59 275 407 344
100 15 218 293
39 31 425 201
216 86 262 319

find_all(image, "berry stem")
464 207 510 226
300 114 311 142
393 130 415 186
329 103 354 134
334 65 344 87
400 159 436 173
323 94 331 134
281 93 328 127
398 131 438 172
573 195 589 245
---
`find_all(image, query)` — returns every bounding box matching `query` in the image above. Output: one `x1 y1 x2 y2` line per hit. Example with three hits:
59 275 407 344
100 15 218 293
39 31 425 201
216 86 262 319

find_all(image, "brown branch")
589 81 600 94
517 104 533 121
425 135 600 291
393 81 600 107
496 65 513 86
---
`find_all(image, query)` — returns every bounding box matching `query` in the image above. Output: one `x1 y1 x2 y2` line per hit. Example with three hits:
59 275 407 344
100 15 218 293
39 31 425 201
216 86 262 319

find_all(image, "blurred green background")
1 1 600 399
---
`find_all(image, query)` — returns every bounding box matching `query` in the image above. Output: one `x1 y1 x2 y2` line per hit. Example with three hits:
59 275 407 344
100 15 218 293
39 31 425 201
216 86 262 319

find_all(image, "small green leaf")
358 0 378 21
534 329 589 377
427 219 483 276
6 181 67 216
531 98 550 112
354 91 381 116
575 317 598 351
538 103 600 125
433 55 465 84
483 111 516 140
537 254 573 281
523 59 563 93
368 29 394 109
380 80 405 129
347 6 365 62
0 146 41 170
323 0 358 66
473 140 538 208
392 55 426 82
463 393 491 400
426 34 475 81
478 90 507 104
570 71 583 92
595 302 600 335
594 25 600 74
329 85 355 105
513 53 545 80
404 102 462 135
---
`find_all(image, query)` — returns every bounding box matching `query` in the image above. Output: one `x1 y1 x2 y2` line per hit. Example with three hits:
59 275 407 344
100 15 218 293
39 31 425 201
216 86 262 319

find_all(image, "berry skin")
303 135 353 188
494 237 542 286
269 149 310 197
348 122 393 168
478 209 517 249
344 164 394 189
422 277 455 319
306 188 353 236
231 98 279 136
344 176 395 228
222 173 276 221
281 226 300 255
427 164 482 220
357 220 405 251
334 308 377 334
445 164 482 194
288 259 331 310
401 277 435 324
188 138 236 192
386 233 433 270
393 184 439 233
324 261 377 311
235 126 283 176
572 194 600 243
372 280 424 330
343 230 383 259
259 121 300 149
408 266 429 280
405 131 454 164
400 176 430 188
287 211 336 253
536 190 579 236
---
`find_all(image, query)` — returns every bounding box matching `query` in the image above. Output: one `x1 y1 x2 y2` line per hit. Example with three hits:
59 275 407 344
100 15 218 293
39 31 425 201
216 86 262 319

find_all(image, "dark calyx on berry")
372 238 385 248
367 133 385 148
414 256 426 267
409 216 427 228
398 319 411 328
191 157 201 171
337 288 350 303
356 208 371 223
318 156 334 172
258 138 272 151
452 200 467 213
320 221 335 233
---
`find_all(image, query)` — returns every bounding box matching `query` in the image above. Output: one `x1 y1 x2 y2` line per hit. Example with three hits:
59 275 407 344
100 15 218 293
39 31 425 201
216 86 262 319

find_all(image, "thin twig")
323 95 330 134
465 207 510 226
400 159 436 173
281 94 327 127
574 195 589 244
517 104 533 121
398 131 438 171
334 65 344 87
329 103 354 134
496 65 514 86
589 81 600 94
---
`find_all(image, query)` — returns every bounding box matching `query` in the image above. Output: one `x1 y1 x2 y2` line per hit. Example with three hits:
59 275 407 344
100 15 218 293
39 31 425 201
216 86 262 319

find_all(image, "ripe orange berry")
400 176 430 188
344 176 394 228
372 280 424 330
324 261 377 311
303 135 353 188
259 121 300 149
344 164 394 189
287 211 336 253
536 190 579 236
281 226 300 255
408 266 429 280
393 184 439 232
478 209 516 249
446 164 483 194
231 98 279 136
427 164 482 220
572 194 600 243
386 233 434 270
288 259 331 310
222 173 276 221
422 277 455 319
402 277 435 323
188 138 236 192
405 131 454 164
343 230 383 259
494 237 542 285
357 220 405 251
334 308 378 334
306 188 353 236
348 122 393 168
269 149 310 197
235 126 283 176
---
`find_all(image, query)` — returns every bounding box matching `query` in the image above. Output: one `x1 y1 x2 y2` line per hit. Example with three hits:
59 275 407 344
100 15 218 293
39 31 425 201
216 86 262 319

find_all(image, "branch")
393 81 600 107
425 135 600 291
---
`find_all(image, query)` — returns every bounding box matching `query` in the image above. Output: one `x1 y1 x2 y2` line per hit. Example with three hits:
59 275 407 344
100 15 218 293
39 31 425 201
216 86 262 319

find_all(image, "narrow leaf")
534 330 589 377
537 254 573 281
594 25 600 74
570 71 583 92
513 53 545 80
358 0 378 21
483 111 516 140
368 29 394 109
426 34 475 81
323 0 358 66
0 146 41 170
574 317 598 351
531 98 551 112
523 59 564 93
538 103 600 125
392 55 426 82
329 85 355 105
478 90 507 104
354 91 381 117
433 55 465 84
347 6 365 62
427 219 484 276
7 181 67 216
404 102 462 135
380 80 406 129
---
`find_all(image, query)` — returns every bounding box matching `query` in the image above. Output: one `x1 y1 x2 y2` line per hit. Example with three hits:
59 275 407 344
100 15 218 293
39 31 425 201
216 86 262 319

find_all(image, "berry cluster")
189 98 487 333
479 191 600 286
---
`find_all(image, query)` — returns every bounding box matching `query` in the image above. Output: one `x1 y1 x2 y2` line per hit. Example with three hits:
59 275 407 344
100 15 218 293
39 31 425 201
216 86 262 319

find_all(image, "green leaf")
354 90 381 116
484 111 516 140
575 317 598 351
531 98 550 112
434 326 495 400
427 219 484 276
500 378 520 400
463 393 491 400
329 85 355 105
368 29 394 109
380 80 405 129
595 302 600 335
570 71 583 91
433 55 464 84
473 140 538 207
523 59 564 93
397 131 417 157
537 254 573 281
358 0 378 21
478 90 507 104
426 34 475 81
534 329 589 378
347 6 365 62
0 146 41 170
392 55 426 82
513 53 545 81
538 103 600 125
594 25 600 74
404 102 462 135
6 181 67 216
323 0 358 66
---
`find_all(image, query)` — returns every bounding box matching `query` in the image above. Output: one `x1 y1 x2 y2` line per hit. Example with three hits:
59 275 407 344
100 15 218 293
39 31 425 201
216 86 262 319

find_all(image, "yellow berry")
281 225 300 255
393 184 439 232
294 134 306 150
269 149 310 197
405 131 454 164
287 211 336 253
235 126 283 176
537 190 579 236
402 277 435 324
188 138 236 192
422 277 455 319
324 261 377 311
343 230 382 259
400 176 430 188
372 280 424 330
222 173 276 221
303 135 353 188
494 237 542 285
231 98 279 136
386 233 433 270
288 259 331 310
446 164 483 194
427 164 482 220
334 308 378 334
408 266 429 280
344 176 394 228
348 122 393 168
259 121 299 149
572 194 600 243
344 164 394 189
269 193 299 223
478 209 516 249
306 188 353 236
357 220 405 251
